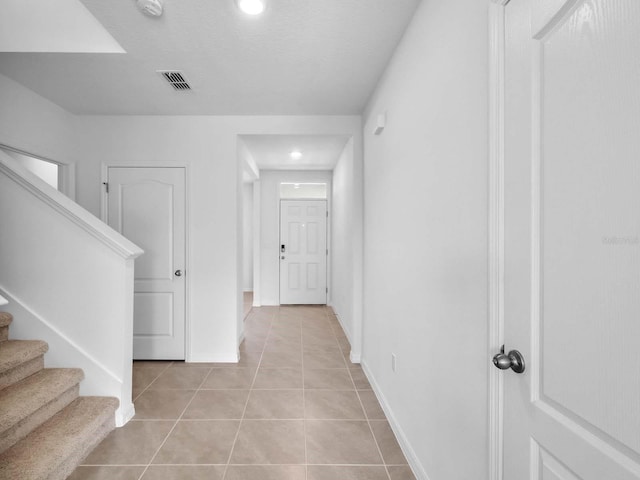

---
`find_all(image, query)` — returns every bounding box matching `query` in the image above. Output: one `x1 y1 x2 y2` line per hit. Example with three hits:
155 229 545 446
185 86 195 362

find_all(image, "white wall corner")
115 402 135 427
349 351 361 364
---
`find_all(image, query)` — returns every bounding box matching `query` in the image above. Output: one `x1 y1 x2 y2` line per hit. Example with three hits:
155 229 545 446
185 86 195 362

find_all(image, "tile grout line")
355 388 393 480
136 362 212 480
336 305 393 480
132 361 173 402
221 307 276 480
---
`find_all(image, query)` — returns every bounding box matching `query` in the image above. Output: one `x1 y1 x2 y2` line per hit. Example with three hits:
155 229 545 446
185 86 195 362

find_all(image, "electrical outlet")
391 353 397 372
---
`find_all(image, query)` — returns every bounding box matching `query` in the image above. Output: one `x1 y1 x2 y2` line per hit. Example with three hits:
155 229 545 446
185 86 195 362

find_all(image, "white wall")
243 183 254 291
2 149 59 189
0 70 365 412
0 74 76 167
362 1 489 479
330 139 354 340
0 151 141 426
73 116 360 362
258 170 332 306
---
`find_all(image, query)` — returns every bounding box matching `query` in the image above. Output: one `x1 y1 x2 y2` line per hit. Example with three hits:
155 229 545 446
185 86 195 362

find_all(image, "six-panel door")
279 200 327 304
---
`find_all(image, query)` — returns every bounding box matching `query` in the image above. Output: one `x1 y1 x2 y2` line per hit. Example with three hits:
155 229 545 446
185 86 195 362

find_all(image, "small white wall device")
373 112 386 135
137 0 163 17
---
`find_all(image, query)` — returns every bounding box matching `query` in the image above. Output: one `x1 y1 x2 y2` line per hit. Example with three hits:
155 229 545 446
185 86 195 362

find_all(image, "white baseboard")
0 286 132 425
361 360 431 480
115 402 136 427
188 352 239 363
349 351 361 364
328 305 352 343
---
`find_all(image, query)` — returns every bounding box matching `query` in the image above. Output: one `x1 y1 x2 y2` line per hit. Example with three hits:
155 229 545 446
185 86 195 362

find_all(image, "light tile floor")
69 306 416 480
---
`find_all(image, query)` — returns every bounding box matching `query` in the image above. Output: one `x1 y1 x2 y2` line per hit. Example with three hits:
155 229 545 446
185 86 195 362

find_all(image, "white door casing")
107 167 186 360
280 200 327 304
500 0 640 478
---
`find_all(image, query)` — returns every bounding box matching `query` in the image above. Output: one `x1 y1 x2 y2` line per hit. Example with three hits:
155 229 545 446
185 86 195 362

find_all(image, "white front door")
279 200 327 304
502 0 640 478
107 167 186 360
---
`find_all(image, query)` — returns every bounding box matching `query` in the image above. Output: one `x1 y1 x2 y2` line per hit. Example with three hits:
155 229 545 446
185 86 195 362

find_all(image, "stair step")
0 368 84 454
0 312 12 328
0 396 119 480
0 341 48 390
0 313 12 343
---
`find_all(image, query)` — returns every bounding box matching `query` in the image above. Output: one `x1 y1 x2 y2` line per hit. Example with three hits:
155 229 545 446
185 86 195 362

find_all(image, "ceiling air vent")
157 71 192 91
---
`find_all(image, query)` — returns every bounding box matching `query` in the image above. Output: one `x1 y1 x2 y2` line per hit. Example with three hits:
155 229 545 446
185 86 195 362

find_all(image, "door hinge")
326 249 328 255
326 287 328 293
326 211 328 217
102 182 109 193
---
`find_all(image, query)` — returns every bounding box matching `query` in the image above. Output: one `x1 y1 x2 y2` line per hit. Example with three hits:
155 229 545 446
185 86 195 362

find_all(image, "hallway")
70 306 414 480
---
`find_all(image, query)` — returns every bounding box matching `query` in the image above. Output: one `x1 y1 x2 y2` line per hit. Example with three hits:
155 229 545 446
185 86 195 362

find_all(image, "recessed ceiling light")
236 0 266 15
290 150 302 160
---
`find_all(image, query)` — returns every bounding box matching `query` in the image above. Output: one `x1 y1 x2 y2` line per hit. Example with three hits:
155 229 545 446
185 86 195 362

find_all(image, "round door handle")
174 270 183 277
492 349 525 374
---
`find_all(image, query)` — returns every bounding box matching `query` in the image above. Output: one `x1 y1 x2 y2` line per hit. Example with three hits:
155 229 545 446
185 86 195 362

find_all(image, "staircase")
0 312 119 480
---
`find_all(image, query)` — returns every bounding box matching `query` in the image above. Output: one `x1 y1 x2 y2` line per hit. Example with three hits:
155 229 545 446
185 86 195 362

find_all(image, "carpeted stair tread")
0 313 12 328
0 396 119 480
0 369 84 447
0 341 48 375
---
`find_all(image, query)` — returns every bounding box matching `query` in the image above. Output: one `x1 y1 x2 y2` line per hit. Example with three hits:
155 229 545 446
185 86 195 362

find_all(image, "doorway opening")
0 144 76 199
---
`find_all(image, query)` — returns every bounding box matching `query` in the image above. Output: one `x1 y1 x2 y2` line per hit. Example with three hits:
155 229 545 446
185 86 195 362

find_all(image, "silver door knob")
175 270 183 277
492 346 525 374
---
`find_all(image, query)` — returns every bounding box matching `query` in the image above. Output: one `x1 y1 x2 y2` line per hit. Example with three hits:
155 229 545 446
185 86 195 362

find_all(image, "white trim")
0 143 76 201
361 360 429 480
350 136 364 366
115 402 136 427
0 153 142 260
349 351 361 364
101 163 190 362
0 285 133 426
488 1 508 479
252 180 262 307
0 286 123 383
184 164 193 362
189 353 240 363
328 307 361 364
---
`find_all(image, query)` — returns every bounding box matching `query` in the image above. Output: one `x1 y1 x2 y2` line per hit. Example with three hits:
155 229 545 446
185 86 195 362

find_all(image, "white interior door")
502 0 640 478
107 167 186 360
280 200 327 304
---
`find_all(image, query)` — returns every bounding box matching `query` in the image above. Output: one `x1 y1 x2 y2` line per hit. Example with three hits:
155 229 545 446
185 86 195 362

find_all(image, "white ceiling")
0 0 124 53
0 0 420 115
242 135 350 171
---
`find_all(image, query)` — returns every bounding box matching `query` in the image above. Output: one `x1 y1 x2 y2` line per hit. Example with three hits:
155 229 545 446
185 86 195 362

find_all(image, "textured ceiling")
0 0 421 115
242 135 350 170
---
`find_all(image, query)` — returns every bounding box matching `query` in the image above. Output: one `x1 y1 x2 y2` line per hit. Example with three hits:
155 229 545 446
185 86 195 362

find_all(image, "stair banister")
0 150 143 426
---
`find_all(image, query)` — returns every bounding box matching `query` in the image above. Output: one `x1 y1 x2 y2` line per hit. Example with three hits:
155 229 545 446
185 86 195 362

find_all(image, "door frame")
101 162 191 361
488 1 510 479
278 197 329 305
0 143 77 200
